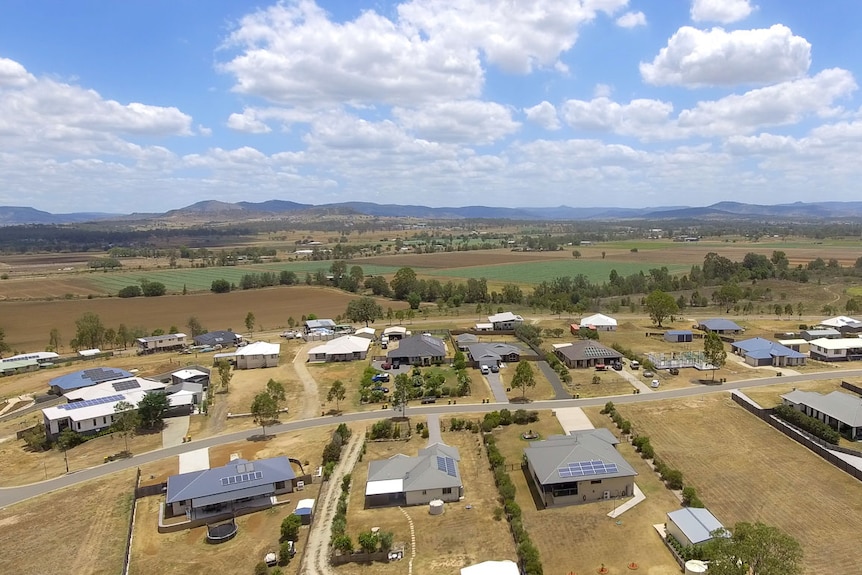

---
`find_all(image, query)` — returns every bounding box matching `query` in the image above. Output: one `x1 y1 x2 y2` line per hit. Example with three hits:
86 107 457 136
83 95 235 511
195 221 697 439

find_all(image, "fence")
731 392 862 482
122 468 142 575
841 380 862 396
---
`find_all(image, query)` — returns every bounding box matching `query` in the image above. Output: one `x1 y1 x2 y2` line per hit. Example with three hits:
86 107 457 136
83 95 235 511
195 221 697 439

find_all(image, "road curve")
2 368 861 509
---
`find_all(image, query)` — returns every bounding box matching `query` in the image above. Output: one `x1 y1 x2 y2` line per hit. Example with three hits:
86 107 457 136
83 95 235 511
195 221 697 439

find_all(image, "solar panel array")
436 456 457 478
582 346 609 358
112 379 141 392
82 368 128 384
220 470 263 486
59 394 125 410
557 460 619 478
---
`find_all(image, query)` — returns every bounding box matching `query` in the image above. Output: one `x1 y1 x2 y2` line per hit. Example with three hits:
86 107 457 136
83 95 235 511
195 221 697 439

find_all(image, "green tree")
186 316 206 337
703 332 727 382
48 328 62 354
280 513 302 541
21 423 49 451
278 541 294 565
137 392 170 429
140 280 166 297
267 379 286 407
390 267 417 300
572 250 581 259
644 290 678 327
714 282 744 313
74 312 106 350
211 279 231 293
245 311 256 334
452 350 466 371
118 285 142 298
112 400 140 453
345 297 383 326
705 522 803 575
358 530 379 553
393 373 410 418
327 380 347 412
407 292 421 310
511 360 536 400
251 391 278 436
217 359 233 392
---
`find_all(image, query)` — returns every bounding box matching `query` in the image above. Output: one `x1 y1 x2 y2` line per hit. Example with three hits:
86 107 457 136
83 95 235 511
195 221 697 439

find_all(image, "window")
103 417 107 425
591 480 602 485
442 487 452 495
422 490 427 495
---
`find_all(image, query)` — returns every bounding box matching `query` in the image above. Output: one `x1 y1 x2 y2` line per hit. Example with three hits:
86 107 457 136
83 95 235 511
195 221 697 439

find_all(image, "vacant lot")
342 427 516 575
616 394 862 574
0 468 135 575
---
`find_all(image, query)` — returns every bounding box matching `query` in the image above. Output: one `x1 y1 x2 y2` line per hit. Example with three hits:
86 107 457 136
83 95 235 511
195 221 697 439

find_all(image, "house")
353 327 376 339
307 335 371 362
387 334 447 366
800 328 841 341
473 322 494 332
234 341 280 369
170 368 210 387
781 389 862 440
808 337 862 362
383 326 410 340
730 337 807 367
164 381 204 406
0 358 40 376
487 312 524 331
664 330 693 343
365 443 464 507
465 343 521 368
819 315 862 331
553 341 622 369
136 333 187 354
165 457 297 520
666 507 727 547
524 429 637 508
455 333 479 351
304 319 336 334
696 319 744 334
64 376 166 402
193 330 242 347
579 313 618 331
2 351 59 365
461 560 520 575
49 367 134 395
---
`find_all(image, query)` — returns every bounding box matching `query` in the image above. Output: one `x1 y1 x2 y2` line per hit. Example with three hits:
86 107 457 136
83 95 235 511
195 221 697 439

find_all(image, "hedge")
773 404 840 444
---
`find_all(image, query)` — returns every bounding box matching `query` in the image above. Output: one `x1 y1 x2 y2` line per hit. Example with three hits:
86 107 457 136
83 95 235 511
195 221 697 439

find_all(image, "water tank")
428 499 444 515
684 560 708 574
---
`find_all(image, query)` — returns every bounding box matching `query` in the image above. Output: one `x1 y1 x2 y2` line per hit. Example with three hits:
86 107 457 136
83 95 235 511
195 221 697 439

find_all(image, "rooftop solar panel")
59 394 125 410
112 379 141 392
558 459 620 478
220 470 263 487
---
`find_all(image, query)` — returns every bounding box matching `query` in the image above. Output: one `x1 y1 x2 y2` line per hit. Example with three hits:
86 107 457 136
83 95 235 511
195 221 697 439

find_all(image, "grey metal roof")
524 430 637 486
698 318 743 332
387 334 446 359
466 342 521 362
667 507 725 544
367 443 462 492
456 333 479 344
193 330 241 346
166 457 296 504
305 319 336 330
781 389 862 427
50 368 134 391
555 341 622 362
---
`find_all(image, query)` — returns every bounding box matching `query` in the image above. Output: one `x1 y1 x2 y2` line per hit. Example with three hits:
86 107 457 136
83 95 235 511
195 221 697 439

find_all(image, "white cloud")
561 97 674 136
616 11 646 29
394 100 520 144
641 25 811 87
691 0 753 24
594 83 613 98
524 101 560 130
0 57 35 87
227 110 272 134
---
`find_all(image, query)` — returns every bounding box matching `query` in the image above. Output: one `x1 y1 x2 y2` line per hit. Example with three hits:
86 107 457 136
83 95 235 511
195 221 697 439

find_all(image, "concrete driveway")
483 371 509 402
162 415 190 448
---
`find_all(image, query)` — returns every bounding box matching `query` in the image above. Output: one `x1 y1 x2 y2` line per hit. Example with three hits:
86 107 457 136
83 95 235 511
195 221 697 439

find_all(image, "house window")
103 417 107 425
422 490 427 495
442 487 452 495
591 480 602 485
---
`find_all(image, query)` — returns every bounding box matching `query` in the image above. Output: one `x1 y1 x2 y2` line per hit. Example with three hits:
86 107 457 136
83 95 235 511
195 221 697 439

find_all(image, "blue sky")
1 0 861 213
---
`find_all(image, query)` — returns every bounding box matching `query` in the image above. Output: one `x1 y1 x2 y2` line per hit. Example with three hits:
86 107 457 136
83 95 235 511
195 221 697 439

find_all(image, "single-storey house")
819 315 862 332
0 358 39 376
194 330 242 347
166 457 297 520
304 319 336 334
455 333 479 350
465 343 521 368
730 337 807 367
461 560 520 575
2 351 59 365
383 326 410 340
488 312 524 331
233 341 280 369
49 367 134 395
781 389 862 440
474 322 494 332
800 328 841 341
666 507 726 547
64 376 166 402
136 333 187 354
696 319 743 335
580 313 618 331
365 443 463 507
307 335 371 362
387 334 446 366
808 337 862 362
553 341 622 369
353 327 376 339
524 429 637 508
664 330 693 343
170 368 209 387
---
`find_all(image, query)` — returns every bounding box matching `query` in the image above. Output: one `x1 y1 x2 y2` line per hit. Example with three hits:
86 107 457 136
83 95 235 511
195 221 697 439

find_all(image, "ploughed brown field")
0 286 384 352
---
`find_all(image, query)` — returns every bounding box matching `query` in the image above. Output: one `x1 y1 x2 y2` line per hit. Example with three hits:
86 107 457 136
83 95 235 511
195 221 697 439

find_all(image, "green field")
85 262 403 294
848 286 862 297
421 260 689 284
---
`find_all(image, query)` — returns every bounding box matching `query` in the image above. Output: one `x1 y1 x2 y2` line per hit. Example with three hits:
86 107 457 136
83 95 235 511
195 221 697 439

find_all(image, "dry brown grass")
616 394 862 575
341 427 516 575
0 468 136 575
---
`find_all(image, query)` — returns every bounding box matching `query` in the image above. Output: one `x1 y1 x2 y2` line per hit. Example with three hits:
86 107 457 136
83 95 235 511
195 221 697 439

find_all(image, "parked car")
490 364 500 373
629 360 640 370
651 379 660 388
643 370 655 378
595 364 608 371
372 386 389 394
480 365 490 375
420 396 437 404
264 552 278 567
392 361 401 369
381 362 392 370
280 331 299 339
371 373 390 382
612 362 623 371
668 367 680 376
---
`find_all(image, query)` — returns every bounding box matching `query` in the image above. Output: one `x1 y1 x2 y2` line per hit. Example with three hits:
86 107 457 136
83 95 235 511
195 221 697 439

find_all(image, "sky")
1 0 861 213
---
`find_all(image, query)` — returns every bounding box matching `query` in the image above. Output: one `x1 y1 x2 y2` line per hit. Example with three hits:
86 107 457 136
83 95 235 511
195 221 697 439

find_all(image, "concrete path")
607 483 645 518
293 343 322 419
483 372 509 403
161 415 190 448
178 447 210 474
553 407 594 434
615 368 653 394
536 361 570 399
426 414 442 445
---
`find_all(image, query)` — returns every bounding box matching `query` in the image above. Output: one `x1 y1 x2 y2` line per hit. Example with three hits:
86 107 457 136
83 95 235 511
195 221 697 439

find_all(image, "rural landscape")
1 201 862 575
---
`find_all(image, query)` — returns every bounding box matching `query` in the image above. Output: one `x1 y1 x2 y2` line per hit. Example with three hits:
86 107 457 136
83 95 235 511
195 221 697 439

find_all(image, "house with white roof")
578 313 618 331
383 326 410 340
365 443 463 507
307 335 371 362
808 337 862 362
353 327 376 339
487 312 524 331
64 376 166 402
781 389 862 440
666 507 727 547
234 341 280 369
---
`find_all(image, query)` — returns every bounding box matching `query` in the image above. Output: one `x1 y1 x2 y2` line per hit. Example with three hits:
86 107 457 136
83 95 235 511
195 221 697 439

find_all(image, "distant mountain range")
4 199 862 225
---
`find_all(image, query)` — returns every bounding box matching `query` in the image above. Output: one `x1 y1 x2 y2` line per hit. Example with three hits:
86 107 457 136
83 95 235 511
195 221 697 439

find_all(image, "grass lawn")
422 260 689 285
492 411 681 575
341 428 516 575
615 394 862 575
0 468 136 575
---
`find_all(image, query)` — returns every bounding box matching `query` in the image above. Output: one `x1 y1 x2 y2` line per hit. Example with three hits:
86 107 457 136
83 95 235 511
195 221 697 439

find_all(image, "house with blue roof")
166 457 297 520
730 337 806 367
696 318 744 335
49 367 134 395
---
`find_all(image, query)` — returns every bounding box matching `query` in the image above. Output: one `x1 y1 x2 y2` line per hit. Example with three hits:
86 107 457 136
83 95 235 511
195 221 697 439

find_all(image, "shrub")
333 534 353 553
341 473 352 492
322 461 336 480
640 443 655 459
370 419 394 439
253 561 269 575
322 441 342 464
378 530 394 552
663 468 684 490
211 279 231 293
600 401 615 414
278 540 294 565
682 486 698 506
620 420 632 435
773 404 840 444
493 506 504 521
499 409 513 426
118 285 142 298
280 514 302 541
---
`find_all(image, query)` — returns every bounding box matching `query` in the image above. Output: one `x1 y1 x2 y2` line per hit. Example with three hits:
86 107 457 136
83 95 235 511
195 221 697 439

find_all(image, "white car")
480 365 490 375
651 379 660 388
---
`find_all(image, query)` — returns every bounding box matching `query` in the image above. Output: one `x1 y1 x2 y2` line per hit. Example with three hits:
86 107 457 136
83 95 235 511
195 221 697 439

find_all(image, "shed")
666 507 726 547
664 330 693 343
294 498 315 525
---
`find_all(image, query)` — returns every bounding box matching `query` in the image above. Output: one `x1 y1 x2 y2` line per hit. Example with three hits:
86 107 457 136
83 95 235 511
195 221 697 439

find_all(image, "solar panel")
558 459 619 478
220 470 263 486
82 368 128 384
437 456 457 477
112 379 141 392
59 394 125 410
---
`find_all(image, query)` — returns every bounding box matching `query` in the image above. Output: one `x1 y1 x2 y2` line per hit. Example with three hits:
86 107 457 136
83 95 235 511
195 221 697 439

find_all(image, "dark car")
490 364 500 373
372 386 389 394
420 397 437 404
381 362 392 370
669 367 680 376
612 362 623 371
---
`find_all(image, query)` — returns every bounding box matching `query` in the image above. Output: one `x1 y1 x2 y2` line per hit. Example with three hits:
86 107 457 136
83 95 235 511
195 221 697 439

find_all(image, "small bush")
640 443 655 459
663 468 684 490
600 401 615 414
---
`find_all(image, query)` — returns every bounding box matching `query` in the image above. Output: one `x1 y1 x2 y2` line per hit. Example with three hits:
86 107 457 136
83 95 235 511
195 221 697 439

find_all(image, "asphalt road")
3 368 861 509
